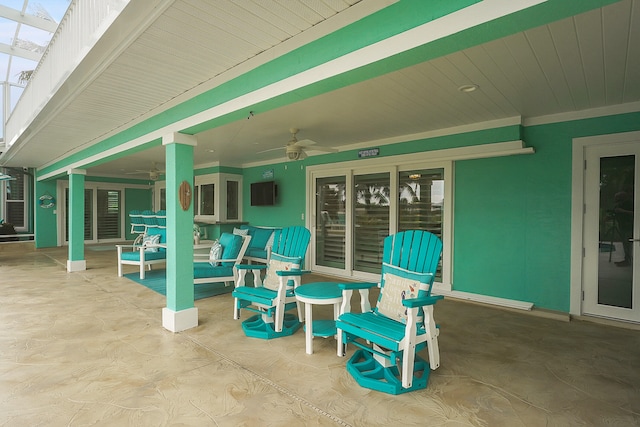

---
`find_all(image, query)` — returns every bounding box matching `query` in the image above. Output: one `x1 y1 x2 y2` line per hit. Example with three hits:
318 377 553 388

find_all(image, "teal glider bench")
116 223 167 280
193 233 251 287
238 225 281 264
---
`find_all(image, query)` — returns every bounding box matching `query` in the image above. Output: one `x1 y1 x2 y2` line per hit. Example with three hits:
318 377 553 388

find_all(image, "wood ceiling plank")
602 0 632 105
574 7 606 107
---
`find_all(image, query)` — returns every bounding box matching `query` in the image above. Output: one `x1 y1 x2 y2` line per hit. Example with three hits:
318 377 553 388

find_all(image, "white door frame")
571 130 640 320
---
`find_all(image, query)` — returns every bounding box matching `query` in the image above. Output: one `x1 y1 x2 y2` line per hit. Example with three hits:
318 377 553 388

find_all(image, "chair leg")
140 263 145 280
116 247 123 277
337 328 345 357
401 341 416 389
274 303 285 333
233 297 240 320
424 305 440 370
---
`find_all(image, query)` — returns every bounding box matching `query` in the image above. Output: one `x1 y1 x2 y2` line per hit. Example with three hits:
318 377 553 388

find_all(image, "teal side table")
295 282 343 355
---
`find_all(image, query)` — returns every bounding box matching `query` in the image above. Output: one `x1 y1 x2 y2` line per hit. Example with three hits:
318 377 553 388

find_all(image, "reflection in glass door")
65 188 93 241
353 172 390 274
398 169 444 281
584 143 640 322
315 176 346 269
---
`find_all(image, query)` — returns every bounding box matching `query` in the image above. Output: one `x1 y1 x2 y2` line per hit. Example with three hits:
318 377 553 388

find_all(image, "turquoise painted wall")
242 162 306 227
33 179 58 248
454 112 640 312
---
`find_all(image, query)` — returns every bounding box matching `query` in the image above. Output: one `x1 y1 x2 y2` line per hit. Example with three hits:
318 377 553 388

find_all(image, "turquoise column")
161 132 197 332
67 169 86 272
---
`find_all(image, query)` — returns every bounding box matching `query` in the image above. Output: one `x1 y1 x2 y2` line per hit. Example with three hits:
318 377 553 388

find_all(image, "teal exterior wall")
33 178 58 248
242 162 306 228
454 112 640 312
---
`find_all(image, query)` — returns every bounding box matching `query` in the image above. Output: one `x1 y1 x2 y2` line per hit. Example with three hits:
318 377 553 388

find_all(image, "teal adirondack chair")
336 230 443 395
233 226 311 339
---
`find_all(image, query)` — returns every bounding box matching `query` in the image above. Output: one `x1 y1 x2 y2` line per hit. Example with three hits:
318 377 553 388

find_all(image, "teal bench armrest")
236 264 267 271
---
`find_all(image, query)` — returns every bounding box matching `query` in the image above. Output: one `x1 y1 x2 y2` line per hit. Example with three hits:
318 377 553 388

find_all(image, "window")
226 180 239 220
198 183 215 216
3 168 28 231
166 173 243 222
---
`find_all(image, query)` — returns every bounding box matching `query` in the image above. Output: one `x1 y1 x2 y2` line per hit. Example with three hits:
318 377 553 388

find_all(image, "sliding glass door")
311 163 449 284
63 186 123 243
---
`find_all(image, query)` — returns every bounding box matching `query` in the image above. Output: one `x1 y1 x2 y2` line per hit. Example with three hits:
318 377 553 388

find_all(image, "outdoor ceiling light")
458 84 479 93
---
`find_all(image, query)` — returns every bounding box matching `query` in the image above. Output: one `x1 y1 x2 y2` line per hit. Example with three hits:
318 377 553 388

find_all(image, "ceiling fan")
259 128 337 161
125 161 164 180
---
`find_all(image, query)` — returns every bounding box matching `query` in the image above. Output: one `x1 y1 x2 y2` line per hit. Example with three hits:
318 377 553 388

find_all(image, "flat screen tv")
250 181 277 206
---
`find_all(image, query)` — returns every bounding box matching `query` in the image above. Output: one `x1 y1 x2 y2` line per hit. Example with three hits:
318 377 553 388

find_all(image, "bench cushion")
245 247 268 260
193 262 234 279
241 225 278 250
120 251 166 261
219 233 243 266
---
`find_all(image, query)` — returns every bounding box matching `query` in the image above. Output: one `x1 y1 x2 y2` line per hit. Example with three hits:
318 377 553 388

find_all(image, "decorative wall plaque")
178 180 192 211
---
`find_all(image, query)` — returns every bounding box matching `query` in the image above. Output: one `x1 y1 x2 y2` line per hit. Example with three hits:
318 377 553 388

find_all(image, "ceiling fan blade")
256 146 285 154
295 138 317 147
308 145 338 153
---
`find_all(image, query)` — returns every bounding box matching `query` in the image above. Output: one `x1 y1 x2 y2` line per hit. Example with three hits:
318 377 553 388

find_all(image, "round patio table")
295 282 343 355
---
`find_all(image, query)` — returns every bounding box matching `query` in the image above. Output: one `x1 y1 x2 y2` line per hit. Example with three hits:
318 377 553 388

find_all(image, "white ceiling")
3 0 640 179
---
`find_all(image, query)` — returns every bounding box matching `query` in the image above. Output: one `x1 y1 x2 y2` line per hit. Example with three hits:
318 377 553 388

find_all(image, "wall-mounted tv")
250 180 277 206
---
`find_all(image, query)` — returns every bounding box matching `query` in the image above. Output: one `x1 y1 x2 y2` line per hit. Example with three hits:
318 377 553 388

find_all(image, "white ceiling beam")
0 42 41 62
0 4 59 33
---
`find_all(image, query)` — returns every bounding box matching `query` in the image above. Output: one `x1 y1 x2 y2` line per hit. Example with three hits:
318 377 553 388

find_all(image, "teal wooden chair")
336 230 443 395
116 224 167 279
193 233 251 288
232 226 311 339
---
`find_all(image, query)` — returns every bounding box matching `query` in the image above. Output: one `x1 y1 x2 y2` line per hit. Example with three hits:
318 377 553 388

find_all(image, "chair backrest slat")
271 226 310 262
382 230 442 276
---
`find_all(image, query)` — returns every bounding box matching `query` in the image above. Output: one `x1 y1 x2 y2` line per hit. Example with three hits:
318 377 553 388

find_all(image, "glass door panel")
315 176 346 269
398 168 444 280
226 180 239 220
97 190 121 239
65 188 93 241
597 156 634 308
353 172 390 274
584 142 640 322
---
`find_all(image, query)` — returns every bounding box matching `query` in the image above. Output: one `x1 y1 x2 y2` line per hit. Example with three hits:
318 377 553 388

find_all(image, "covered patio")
1 244 638 425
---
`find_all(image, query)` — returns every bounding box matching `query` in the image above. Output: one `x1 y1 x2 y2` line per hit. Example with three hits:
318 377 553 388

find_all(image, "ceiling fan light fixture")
458 84 479 93
286 144 302 161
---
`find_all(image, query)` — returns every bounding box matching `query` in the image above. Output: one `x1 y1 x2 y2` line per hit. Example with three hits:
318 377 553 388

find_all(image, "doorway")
582 141 640 323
